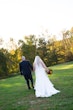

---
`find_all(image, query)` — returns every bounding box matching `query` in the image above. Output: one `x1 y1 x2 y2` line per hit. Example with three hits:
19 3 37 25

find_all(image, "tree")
20 35 37 63
36 38 48 65
0 51 8 78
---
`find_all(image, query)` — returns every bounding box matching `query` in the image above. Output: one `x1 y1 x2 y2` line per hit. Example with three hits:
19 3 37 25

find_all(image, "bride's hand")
45 67 49 72
33 63 35 71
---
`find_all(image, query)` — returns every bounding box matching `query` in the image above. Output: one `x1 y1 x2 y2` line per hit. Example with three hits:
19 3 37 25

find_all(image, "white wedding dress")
34 60 60 97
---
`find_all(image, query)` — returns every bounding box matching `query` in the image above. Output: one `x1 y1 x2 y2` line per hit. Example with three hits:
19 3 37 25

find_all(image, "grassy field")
0 61 73 110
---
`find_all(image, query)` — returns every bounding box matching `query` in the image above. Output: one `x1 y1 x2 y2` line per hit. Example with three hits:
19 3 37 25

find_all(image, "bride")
33 56 60 97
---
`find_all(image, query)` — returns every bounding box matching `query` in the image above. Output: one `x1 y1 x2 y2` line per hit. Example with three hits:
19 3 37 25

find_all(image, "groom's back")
20 60 33 75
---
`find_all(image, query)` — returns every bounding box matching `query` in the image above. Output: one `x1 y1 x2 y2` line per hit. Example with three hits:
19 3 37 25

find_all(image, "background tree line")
0 27 73 78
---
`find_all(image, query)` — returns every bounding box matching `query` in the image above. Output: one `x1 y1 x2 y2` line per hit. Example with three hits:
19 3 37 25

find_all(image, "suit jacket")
19 60 33 76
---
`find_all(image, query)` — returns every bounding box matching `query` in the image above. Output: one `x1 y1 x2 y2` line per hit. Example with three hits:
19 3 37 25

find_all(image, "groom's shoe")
28 87 31 90
31 85 34 89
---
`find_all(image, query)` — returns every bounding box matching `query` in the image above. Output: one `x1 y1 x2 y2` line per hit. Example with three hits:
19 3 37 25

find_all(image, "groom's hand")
20 71 23 75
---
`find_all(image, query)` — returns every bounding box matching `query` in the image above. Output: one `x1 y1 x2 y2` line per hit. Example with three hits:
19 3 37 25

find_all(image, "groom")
19 56 34 89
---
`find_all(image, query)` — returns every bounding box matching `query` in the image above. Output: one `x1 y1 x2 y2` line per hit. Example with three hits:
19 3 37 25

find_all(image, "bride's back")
33 56 44 70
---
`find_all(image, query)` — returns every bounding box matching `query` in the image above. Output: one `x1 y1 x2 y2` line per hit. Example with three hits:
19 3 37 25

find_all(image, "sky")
0 0 73 43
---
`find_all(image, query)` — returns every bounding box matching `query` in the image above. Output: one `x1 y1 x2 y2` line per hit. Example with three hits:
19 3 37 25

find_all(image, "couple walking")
19 55 60 97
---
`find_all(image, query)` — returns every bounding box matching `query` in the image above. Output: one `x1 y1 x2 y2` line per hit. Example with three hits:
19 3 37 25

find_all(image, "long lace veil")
33 56 47 69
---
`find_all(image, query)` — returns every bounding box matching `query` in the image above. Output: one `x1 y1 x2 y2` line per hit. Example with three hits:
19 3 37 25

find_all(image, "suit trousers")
23 74 34 89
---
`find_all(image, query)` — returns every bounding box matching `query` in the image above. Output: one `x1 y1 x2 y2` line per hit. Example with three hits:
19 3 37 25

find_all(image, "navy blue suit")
19 60 34 89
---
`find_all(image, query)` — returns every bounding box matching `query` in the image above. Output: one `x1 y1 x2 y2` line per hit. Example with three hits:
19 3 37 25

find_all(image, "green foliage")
0 30 73 78
36 38 48 65
20 35 36 63
0 51 8 77
0 48 20 78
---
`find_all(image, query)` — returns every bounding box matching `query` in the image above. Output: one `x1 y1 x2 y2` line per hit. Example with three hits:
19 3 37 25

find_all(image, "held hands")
20 71 23 75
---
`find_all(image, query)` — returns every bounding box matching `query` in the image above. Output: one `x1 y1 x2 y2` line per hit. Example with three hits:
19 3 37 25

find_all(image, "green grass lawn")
0 61 73 110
